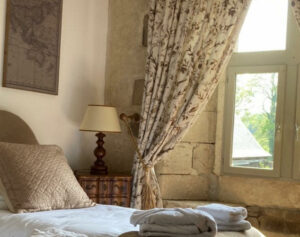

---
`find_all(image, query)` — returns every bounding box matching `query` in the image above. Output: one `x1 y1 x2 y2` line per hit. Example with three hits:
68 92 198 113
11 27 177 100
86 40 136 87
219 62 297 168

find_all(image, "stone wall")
213 79 300 210
156 92 218 201
104 1 300 235
105 0 218 199
164 200 300 236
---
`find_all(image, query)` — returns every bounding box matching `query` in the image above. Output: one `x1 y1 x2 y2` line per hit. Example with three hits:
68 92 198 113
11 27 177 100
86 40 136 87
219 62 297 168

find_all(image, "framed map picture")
3 0 63 95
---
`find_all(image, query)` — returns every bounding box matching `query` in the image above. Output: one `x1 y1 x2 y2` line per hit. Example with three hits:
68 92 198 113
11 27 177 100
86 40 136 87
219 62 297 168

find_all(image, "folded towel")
218 220 251 231
139 224 216 237
130 208 217 237
197 204 251 231
197 204 247 223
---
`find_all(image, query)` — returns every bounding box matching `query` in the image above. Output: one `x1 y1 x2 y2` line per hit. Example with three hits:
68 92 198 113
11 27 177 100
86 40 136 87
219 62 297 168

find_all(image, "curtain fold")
131 0 252 209
291 0 300 28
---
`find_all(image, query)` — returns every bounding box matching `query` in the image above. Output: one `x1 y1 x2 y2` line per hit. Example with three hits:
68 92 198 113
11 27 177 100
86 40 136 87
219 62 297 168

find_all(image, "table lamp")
80 105 121 175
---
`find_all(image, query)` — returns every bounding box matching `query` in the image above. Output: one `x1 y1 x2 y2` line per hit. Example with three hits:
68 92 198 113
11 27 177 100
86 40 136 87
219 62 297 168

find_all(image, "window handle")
275 124 281 135
296 124 300 142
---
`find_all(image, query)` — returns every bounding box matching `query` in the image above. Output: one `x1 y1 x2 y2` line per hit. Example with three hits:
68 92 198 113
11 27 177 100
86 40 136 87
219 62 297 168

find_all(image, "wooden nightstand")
75 170 132 207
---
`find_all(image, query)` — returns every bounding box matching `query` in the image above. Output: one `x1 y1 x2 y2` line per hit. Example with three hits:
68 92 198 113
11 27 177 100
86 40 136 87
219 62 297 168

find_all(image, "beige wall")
104 0 148 173
0 0 109 169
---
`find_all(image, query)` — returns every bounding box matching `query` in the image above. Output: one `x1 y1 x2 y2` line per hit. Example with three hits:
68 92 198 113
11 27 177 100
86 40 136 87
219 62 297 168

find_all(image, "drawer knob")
85 184 96 190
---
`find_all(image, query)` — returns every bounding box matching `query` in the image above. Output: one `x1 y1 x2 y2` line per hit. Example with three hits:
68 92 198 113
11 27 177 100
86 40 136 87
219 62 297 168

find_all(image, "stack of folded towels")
130 204 251 237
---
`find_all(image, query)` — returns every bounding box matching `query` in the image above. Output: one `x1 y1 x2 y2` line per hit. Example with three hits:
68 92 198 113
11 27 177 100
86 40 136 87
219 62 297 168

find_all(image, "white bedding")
0 204 264 237
0 205 138 237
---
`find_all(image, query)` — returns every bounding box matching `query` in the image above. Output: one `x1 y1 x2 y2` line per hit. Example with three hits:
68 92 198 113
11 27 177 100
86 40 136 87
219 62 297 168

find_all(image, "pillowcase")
0 142 95 213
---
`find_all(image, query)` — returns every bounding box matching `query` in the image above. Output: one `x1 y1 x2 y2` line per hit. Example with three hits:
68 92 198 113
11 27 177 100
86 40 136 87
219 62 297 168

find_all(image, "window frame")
221 2 300 180
223 65 286 178
293 65 300 179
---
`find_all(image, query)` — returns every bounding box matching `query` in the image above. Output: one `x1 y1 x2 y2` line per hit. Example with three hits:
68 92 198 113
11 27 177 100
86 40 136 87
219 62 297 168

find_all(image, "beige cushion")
0 142 95 213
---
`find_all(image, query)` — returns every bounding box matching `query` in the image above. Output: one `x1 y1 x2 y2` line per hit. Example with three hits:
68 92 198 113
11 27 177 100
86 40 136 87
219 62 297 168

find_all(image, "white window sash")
223 65 286 178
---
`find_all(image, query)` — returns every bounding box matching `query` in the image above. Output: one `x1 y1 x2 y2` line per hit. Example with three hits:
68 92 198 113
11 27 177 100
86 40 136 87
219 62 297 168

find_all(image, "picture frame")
2 0 63 95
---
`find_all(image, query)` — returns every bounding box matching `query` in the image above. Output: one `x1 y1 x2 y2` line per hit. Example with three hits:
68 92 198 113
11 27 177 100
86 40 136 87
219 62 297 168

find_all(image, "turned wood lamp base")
91 132 108 175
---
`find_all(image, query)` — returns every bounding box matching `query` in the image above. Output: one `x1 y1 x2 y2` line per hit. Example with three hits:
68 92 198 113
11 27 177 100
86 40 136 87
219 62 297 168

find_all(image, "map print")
3 0 63 94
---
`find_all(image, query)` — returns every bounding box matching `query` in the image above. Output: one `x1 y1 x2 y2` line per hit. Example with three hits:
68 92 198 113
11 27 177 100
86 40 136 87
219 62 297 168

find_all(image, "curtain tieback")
140 163 156 210
120 114 156 210
142 164 152 182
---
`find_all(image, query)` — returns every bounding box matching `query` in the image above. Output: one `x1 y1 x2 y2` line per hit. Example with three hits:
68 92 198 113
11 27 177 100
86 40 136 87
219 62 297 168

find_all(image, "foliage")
235 73 277 156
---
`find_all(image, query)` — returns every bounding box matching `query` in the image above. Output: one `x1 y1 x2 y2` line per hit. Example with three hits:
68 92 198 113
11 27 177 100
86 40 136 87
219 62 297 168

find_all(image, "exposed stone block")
218 176 300 209
182 112 216 143
208 174 219 201
158 175 209 200
286 221 300 234
163 200 212 208
263 208 285 219
193 144 215 174
247 217 259 228
156 143 193 175
252 207 300 235
247 206 262 217
260 231 298 237
285 210 300 223
258 216 285 232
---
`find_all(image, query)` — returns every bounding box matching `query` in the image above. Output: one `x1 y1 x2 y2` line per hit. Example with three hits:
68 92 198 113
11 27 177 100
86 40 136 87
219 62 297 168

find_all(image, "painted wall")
0 0 109 169
104 0 148 173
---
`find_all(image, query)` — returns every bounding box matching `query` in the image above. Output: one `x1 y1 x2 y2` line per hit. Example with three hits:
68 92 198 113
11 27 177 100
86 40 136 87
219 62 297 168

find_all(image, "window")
237 0 288 52
232 72 280 170
223 0 300 179
224 66 285 177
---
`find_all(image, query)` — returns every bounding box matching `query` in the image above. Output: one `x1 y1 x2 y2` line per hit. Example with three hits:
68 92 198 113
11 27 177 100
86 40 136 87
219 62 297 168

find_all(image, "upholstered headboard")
0 110 38 144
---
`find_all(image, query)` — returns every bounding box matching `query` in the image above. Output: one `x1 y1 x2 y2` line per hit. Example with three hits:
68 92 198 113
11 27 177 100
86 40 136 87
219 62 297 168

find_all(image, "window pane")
232 73 279 169
237 0 288 53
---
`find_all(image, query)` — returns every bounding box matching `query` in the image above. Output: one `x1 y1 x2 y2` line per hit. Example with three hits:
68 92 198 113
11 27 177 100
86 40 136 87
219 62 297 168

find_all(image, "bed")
0 110 265 237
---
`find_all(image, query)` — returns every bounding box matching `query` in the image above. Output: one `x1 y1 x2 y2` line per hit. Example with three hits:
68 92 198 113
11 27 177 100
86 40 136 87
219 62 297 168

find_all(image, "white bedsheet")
0 205 264 237
0 205 138 237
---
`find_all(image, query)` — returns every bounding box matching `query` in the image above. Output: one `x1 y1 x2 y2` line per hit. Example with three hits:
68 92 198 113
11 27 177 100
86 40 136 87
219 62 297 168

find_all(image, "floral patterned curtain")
131 0 252 209
291 0 300 28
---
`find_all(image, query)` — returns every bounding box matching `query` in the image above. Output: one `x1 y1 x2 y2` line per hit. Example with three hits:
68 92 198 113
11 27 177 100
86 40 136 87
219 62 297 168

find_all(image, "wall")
156 93 218 201
104 0 148 173
104 0 218 195
213 78 300 210
0 0 109 169
105 0 300 212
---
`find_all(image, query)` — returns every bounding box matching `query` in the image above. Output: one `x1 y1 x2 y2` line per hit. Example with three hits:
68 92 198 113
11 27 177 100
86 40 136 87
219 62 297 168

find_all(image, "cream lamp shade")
80 105 121 133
